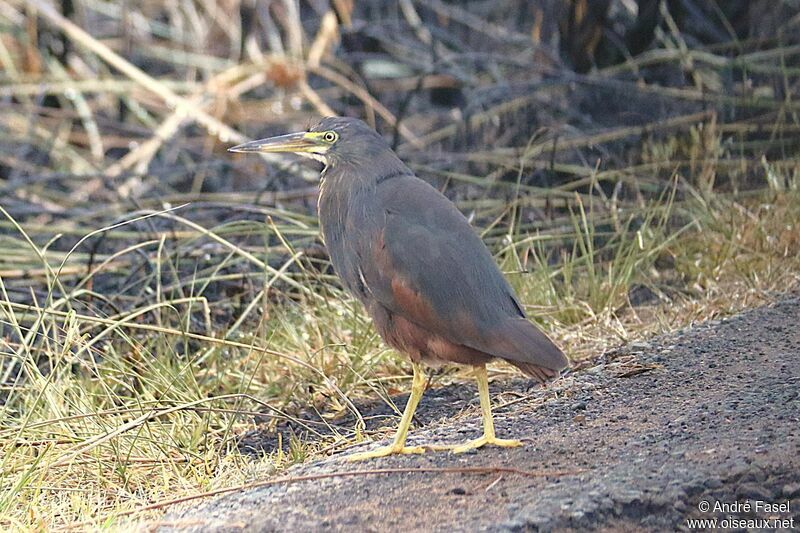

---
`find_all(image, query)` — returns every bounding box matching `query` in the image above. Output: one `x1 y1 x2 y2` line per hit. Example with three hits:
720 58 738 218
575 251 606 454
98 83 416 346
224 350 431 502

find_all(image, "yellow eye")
322 131 337 143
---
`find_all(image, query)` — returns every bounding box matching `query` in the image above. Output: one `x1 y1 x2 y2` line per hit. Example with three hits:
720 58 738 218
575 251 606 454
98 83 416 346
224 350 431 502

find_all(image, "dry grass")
1 185 797 530
0 0 798 529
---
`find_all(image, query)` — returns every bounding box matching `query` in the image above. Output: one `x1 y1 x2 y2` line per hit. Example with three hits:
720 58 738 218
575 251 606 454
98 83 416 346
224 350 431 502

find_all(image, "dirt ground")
163 295 799 532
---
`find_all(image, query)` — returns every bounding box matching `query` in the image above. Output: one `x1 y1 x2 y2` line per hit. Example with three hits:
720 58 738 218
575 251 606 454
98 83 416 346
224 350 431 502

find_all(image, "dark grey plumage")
311 117 567 381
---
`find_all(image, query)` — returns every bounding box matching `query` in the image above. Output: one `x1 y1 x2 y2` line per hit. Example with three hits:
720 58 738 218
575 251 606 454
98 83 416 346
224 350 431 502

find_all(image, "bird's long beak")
228 132 325 155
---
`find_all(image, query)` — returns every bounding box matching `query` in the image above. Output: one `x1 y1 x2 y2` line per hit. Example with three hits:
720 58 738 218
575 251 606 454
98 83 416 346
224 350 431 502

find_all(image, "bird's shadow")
236 376 539 457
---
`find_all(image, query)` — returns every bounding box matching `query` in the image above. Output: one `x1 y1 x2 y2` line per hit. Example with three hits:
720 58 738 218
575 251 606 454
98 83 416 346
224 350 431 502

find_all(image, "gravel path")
164 296 800 531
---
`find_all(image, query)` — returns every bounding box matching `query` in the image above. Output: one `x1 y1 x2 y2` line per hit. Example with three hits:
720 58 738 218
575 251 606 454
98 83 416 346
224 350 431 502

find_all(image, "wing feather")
357 176 567 372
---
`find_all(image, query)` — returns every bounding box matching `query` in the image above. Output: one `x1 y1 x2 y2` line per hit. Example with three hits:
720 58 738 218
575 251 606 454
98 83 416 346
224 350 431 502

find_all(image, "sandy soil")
163 295 799 532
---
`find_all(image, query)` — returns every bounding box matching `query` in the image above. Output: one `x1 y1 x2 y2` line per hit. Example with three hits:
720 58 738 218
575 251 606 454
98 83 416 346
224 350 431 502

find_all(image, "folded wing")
357 175 568 374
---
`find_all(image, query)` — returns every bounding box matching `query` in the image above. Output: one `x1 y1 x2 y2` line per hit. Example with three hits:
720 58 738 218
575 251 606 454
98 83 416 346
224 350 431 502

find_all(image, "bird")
229 117 568 460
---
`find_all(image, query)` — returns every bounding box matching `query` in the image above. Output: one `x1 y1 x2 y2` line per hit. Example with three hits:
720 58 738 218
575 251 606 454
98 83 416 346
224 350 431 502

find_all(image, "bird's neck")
317 162 370 234
319 154 408 210
317 155 408 249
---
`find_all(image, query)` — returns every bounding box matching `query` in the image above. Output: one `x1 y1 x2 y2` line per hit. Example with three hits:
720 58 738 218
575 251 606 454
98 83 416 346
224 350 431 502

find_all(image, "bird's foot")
345 444 426 462
438 435 522 454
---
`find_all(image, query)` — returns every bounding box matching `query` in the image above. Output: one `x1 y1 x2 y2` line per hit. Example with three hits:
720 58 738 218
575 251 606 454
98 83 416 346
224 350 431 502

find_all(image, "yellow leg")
450 365 522 453
345 363 428 461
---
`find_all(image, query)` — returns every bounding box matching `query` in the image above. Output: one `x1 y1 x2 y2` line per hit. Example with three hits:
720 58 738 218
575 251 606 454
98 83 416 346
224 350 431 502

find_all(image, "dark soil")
163 296 799 532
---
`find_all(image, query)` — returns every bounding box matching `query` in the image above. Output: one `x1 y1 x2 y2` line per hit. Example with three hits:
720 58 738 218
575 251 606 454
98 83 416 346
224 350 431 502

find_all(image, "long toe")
451 436 523 454
487 437 523 448
345 444 426 462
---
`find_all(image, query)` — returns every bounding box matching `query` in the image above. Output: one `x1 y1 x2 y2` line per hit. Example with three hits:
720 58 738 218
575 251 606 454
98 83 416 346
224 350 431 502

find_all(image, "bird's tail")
508 360 561 383
487 318 569 383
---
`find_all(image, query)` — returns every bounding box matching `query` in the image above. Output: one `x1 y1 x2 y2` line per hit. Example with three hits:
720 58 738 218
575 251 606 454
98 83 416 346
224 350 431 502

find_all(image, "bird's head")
228 117 391 168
